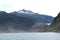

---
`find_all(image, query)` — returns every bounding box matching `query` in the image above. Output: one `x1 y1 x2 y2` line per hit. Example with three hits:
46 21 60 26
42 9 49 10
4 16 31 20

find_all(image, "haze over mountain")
0 9 54 32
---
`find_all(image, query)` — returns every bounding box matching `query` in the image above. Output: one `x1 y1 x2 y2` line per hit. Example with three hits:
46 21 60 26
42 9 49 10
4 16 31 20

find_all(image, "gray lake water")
0 33 60 40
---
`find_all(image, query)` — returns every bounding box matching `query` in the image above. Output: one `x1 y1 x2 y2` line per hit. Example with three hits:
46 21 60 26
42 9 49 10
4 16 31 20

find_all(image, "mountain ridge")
0 9 54 32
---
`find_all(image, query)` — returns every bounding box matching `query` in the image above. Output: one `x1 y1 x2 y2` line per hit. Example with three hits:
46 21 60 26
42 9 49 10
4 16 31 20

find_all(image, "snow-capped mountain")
18 9 34 14
0 10 54 32
10 9 54 23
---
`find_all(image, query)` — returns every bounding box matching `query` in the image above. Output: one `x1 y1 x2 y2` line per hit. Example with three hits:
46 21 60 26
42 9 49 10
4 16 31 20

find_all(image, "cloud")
0 0 60 17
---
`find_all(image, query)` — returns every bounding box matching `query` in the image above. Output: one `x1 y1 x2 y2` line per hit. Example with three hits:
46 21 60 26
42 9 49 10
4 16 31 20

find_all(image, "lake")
0 32 60 40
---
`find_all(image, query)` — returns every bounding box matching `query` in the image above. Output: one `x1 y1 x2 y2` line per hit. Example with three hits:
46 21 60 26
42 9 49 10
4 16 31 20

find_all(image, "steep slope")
47 12 60 32
0 10 54 32
0 11 35 32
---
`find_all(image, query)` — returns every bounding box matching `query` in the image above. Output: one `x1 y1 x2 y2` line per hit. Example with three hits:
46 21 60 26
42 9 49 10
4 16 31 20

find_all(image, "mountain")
38 12 60 32
0 9 54 32
10 9 54 23
0 11 35 32
46 12 60 32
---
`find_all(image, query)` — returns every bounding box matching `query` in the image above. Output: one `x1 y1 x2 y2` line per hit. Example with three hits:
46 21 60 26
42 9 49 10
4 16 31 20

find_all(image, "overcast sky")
0 0 60 17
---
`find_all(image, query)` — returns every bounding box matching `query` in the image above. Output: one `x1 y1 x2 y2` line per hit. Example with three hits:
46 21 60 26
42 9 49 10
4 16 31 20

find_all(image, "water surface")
0 33 60 40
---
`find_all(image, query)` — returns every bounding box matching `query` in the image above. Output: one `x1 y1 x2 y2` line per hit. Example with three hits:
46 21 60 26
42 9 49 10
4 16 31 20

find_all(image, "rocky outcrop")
47 12 60 32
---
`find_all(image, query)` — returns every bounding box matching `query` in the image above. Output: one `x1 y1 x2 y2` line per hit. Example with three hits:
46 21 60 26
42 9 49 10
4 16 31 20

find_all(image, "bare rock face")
38 12 60 32
47 12 60 32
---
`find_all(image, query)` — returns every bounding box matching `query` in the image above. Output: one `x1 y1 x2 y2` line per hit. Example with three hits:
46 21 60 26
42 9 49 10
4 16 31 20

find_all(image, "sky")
0 0 60 17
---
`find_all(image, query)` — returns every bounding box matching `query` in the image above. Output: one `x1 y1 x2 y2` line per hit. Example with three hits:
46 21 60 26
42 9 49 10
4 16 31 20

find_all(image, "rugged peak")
57 12 60 17
54 12 60 20
22 9 26 12
17 9 34 14
52 12 60 25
